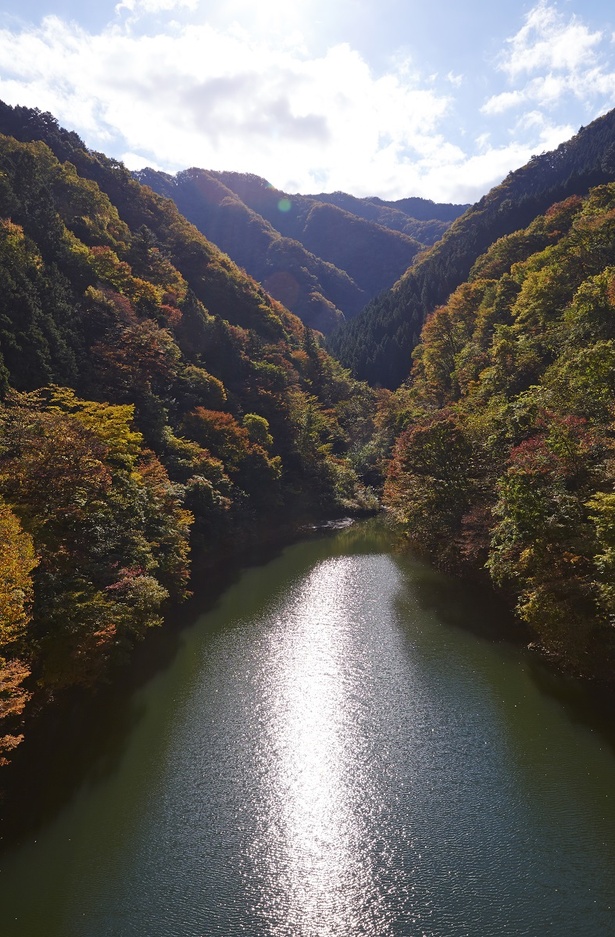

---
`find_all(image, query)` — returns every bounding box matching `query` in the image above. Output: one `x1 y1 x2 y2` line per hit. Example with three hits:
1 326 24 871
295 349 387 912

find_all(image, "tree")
0 499 37 764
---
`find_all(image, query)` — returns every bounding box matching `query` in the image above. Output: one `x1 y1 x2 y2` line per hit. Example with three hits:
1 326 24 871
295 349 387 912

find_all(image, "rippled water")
1 519 615 936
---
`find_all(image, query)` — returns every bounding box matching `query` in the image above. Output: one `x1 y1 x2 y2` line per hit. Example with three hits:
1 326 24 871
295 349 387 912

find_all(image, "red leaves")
508 411 597 485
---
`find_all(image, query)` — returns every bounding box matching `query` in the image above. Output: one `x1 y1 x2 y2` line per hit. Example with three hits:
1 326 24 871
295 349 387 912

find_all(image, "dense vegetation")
306 190 465 242
384 188 615 679
0 104 383 763
331 109 615 389
136 167 365 333
3 96 615 771
137 168 464 333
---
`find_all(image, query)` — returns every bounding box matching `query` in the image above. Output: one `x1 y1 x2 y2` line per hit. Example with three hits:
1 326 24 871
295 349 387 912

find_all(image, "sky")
1 1 615 203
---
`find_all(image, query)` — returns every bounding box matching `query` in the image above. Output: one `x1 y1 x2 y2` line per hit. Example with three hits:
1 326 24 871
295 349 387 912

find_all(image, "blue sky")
1 1 615 201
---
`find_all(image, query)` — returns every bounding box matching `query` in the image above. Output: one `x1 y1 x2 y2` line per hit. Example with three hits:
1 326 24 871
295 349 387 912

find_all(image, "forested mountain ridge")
0 103 382 763
208 171 464 244
135 167 365 334
136 167 466 333
331 108 615 389
384 186 615 679
4 91 615 770
305 190 465 242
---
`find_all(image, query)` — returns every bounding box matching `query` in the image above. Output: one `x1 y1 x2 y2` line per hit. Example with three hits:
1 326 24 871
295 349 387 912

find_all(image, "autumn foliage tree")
0 499 37 764
0 106 382 763
0 389 192 692
384 185 615 677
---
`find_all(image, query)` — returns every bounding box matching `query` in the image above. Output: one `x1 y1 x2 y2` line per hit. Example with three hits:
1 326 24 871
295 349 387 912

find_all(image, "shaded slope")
306 190 466 242
330 109 615 388
136 167 364 333
207 171 427 294
384 185 615 679
138 167 449 333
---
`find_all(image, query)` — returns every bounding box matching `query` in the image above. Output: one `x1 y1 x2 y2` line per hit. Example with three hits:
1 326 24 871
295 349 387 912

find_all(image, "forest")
384 188 615 678
330 108 615 389
133 167 465 334
2 99 615 768
0 104 384 765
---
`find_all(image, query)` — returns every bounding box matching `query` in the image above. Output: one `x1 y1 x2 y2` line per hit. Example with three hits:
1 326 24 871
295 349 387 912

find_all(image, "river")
1 518 614 936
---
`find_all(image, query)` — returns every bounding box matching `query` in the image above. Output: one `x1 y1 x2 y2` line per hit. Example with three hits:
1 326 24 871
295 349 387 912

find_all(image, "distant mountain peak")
135 167 466 333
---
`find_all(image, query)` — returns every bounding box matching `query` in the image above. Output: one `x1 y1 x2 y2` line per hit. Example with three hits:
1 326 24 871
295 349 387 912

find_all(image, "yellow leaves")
0 732 25 767
47 386 143 470
0 217 44 271
560 551 585 568
89 245 130 289
243 413 273 449
0 658 31 719
0 654 31 766
511 253 571 331
0 499 37 648
89 245 163 304
87 244 185 311
142 247 188 306
0 217 25 247
586 490 615 518
129 277 162 307
51 159 131 249
181 365 227 409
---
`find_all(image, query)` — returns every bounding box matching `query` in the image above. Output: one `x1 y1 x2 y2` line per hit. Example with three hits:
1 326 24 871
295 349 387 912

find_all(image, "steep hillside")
306 191 466 242
0 103 381 763
137 168 463 333
384 187 615 679
331 109 615 388
299 201 422 296
136 167 365 333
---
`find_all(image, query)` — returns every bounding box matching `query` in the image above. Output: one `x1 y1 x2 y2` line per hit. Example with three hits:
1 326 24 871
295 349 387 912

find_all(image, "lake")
1 518 614 936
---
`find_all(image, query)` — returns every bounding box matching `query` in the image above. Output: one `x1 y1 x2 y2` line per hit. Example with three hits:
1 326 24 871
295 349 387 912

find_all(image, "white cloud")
446 71 463 88
501 1 602 77
115 0 198 15
0 3 611 204
121 151 166 170
481 89 525 116
481 1 615 124
0 15 459 197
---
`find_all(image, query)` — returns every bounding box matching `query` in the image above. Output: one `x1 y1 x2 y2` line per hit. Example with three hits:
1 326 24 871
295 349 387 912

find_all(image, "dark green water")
1 519 614 936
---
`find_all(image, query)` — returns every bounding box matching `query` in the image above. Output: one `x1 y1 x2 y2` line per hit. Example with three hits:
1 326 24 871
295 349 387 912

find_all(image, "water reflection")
2 522 615 937
248 557 394 935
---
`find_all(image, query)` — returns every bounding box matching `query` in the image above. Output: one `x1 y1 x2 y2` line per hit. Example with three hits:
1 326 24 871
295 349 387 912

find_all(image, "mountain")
0 102 381 762
4 93 615 757
135 167 363 333
330 108 615 389
383 183 615 679
305 190 464 242
135 167 467 333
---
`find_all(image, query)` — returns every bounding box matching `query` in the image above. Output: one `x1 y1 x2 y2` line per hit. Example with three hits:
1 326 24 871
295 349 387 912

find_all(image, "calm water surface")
1 519 615 936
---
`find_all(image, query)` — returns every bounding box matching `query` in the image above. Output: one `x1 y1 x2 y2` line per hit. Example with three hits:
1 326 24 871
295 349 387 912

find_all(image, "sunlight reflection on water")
3 525 615 937
247 557 398 936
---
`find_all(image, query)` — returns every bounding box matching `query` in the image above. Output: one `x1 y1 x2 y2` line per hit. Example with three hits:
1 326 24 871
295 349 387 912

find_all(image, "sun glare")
247 558 391 935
